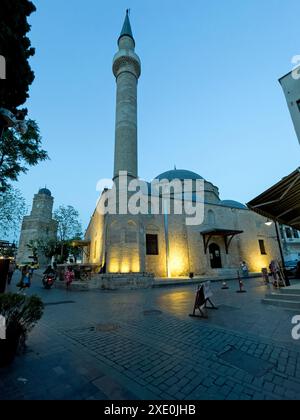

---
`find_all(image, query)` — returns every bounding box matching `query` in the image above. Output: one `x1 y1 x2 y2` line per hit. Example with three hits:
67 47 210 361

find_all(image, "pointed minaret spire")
118 9 135 45
113 11 141 180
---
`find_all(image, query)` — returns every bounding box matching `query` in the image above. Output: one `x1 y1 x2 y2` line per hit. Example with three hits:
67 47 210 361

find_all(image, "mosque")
84 11 280 279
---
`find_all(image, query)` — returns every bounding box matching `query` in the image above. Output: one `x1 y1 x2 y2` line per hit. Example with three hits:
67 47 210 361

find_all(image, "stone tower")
113 10 141 181
17 188 58 266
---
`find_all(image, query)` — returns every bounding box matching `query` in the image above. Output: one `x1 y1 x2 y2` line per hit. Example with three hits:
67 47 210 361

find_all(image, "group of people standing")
5 261 75 291
4 261 35 290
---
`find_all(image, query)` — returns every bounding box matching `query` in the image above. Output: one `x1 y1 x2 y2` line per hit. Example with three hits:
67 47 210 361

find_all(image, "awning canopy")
201 229 244 254
247 168 300 230
70 240 91 248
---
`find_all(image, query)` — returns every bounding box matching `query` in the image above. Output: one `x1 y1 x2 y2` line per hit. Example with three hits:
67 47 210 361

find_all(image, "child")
64 266 75 290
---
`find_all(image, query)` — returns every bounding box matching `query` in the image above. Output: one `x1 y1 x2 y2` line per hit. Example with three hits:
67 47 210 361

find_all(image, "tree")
54 206 82 262
0 2 47 193
0 0 36 112
26 240 39 264
0 187 27 240
38 239 60 260
0 120 48 192
54 206 83 242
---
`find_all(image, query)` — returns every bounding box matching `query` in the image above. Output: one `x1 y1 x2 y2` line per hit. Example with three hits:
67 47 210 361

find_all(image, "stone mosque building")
83 11 281 279
84 12 281 278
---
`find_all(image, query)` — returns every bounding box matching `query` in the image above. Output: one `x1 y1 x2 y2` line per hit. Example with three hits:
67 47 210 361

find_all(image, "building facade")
84 12 281 278
280 225 300 262
17 188 58 266
279 67 300 144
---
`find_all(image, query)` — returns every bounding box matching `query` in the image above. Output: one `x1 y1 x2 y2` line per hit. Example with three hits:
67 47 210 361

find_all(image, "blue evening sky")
18 0 300 232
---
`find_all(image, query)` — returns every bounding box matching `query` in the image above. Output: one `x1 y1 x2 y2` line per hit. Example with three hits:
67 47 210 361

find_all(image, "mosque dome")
155 169 204 182
221 200 247 209
38 188 52 197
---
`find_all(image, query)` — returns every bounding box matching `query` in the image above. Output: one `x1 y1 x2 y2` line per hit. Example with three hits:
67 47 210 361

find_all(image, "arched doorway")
209 243 222 269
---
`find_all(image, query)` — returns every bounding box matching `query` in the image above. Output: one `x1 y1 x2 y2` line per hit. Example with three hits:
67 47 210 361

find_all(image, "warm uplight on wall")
109 256 140 274
109 261 120 273
168 251 187 278
249 252 270 272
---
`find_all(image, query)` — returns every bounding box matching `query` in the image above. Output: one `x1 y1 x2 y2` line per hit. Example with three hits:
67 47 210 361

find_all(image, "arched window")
125 220 137 243
109 221 121 244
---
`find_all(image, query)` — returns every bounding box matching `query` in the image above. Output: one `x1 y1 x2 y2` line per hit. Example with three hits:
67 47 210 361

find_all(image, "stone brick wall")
84 198 281 278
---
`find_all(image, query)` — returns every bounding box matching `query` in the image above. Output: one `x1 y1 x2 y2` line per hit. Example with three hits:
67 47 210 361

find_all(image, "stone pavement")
1 274 300 400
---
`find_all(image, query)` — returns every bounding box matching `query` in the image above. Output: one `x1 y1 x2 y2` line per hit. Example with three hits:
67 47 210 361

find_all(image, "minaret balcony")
113 51 141 79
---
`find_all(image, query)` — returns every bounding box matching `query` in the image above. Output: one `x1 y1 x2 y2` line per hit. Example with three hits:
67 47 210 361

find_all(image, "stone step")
265 293 300 302
279 287 300 296
262 298 300 310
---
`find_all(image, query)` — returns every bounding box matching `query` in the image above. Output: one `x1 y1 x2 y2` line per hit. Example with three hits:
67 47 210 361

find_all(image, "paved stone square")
1 274 300 400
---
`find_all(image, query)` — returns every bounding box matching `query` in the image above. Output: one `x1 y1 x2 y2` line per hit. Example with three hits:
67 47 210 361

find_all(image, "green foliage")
0 293 44 339
0 187 26 239
0 0 36 111
37 239 61 259
26 240 39 262
0 120 48 192
30 205 83 264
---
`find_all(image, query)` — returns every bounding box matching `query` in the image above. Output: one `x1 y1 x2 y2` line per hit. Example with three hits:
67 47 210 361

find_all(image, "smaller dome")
155 169 203 182
38 188 52 197
221 200 247 209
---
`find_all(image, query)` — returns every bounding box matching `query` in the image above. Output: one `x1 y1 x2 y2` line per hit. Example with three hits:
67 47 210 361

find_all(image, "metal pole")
275 222 290 286
163 199 170 278
275 222 285 269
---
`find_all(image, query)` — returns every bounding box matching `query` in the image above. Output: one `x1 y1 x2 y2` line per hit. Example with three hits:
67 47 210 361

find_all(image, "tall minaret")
113 10 141 180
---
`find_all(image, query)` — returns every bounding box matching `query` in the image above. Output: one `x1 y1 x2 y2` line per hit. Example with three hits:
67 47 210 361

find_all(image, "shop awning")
70 240 91 247
247 168 300 230
201 229 244 254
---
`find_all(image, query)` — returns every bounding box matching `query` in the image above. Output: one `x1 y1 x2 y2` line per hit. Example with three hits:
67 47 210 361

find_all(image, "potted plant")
0 293 44 367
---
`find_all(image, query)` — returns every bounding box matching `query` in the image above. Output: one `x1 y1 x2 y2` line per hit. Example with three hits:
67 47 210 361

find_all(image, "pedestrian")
29 264 35 283
270 260 281 288
17 265 31 292
7 260 16 285
240 261 249 278
64 266 75 290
